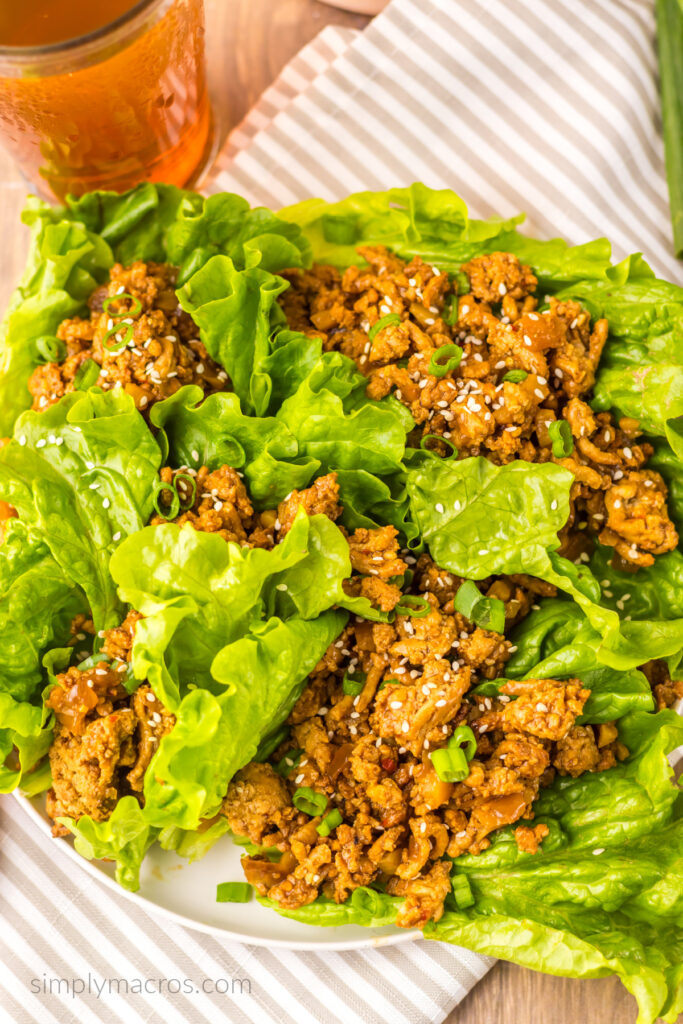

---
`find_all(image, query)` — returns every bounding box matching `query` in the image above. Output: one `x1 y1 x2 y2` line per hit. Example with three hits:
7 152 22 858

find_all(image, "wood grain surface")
0 2 667 1022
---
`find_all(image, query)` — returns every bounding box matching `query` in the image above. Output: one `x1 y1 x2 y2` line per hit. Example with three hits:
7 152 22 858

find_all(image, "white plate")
14 792 418 950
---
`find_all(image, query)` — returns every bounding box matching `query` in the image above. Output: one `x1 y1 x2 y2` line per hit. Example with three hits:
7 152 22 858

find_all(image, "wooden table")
0 2 658 1022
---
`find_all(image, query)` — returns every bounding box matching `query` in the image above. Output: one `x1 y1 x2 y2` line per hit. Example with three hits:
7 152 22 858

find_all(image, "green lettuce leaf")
65 185 310 284
150 386 316 507
0 184 311 432
0 201 112 433
0 519 86 792
404 449 683 670
110 512 365 709
58 795 160 891
143 612 344 829
280 183 619 290
0 389 162 629
427 711 683 1024
555 270 683 457
258 887 401 928
404 448 573 578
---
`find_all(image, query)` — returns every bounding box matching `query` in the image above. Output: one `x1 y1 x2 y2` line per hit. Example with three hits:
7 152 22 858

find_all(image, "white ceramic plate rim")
13 792 419 951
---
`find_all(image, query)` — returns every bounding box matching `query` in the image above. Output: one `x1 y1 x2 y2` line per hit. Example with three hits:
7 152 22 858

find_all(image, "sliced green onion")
431 744 469 783
548 419 574 458
350 886 385 916
442 293 459 326
102 293 142 317
454 580 505 633
454 271 471 295
292 786 327 817
420 434 458 459
343 671 366 696
152 479 180 520
501 369 528 384
216 882 253 903
428 344 463 378
451 873 475 909
450 725 477 762
102 321 134 352
173 472 197 510
394 594 431 618
35 335 67 364
657 0 683 257
322 214 357 245
368 313 401 342
73 358 101 391
102 293 143 352
273 748 303 778
316 809 343 837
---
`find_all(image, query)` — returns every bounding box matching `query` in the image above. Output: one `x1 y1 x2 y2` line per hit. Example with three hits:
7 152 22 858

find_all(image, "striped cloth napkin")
1 1 677 1022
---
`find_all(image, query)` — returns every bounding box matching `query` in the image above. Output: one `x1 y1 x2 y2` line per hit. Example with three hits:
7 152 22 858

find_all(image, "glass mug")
0 0 211 201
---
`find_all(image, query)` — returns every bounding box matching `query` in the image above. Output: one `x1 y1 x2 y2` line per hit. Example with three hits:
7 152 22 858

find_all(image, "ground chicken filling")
45 610 176 835
222 553 631 928
29 247 681 926
28 260 229 415
44 465 681 923
279 248 678 568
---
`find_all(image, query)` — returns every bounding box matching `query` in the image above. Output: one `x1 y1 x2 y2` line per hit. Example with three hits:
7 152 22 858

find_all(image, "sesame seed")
593 848 605 855
401 721 410 733
551 499 558 510
294 773 304 784
102 498 111 509
276 583 288 591
435 502 444 514
36 439 46 448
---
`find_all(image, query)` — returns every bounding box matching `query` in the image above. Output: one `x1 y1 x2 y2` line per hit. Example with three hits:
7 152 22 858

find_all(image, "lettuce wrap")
0 182 679 1024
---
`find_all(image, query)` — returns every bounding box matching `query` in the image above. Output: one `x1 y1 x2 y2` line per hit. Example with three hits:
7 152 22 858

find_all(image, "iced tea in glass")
0 0 211 200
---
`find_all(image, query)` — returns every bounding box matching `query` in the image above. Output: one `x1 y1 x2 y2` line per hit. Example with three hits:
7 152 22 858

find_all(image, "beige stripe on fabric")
210 0 677 279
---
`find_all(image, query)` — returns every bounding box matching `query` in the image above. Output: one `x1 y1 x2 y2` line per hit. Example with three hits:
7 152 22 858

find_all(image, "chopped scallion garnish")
342 671 366 696
431 744 469 782
394 594 431 618
548 419 574 458
451 873 475 909
73 358 100 391
273 748 303 778
501 369 528 384
368 313 402 342
35 335 67 364
431 725 477 783
450 725 477 761
316 809 343 837
428 343 463 378
102 293 143 352
216 882 253 903
292 786 327 816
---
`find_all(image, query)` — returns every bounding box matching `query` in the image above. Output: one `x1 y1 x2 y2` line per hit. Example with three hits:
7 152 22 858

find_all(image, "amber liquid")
0 0 211 200
0 0 143 46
